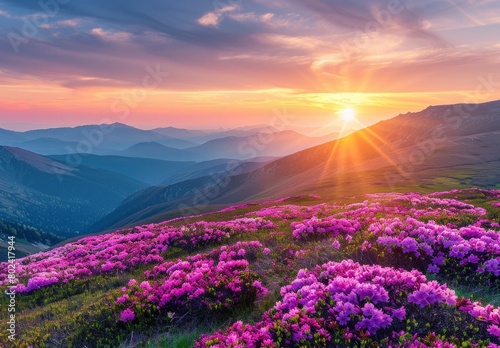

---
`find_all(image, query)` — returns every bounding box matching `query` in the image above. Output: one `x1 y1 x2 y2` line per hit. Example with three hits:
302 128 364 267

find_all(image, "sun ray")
318 110 411 197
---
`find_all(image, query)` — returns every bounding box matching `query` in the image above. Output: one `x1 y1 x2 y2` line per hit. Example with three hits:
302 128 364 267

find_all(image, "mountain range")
0 146 144 236
0 123 342 161
89 100 500 232
1 100 499 241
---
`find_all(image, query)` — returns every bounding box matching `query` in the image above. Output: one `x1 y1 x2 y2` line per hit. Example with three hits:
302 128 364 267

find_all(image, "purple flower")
392 307 406 320
488 324 500 338
355 303 393 334
120 308 135 322
427 264 440 273
484 259 500 276
116 294 129 304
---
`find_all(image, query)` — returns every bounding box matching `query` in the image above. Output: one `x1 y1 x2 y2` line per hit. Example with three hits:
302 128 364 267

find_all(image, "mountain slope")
50 154 198 185
48 154 273 186
92 100 500 231
184 130 340 160
0 146 145 235
0 220 64 261
161 157 275 185
90 158 275 232
119 142 202 161
17 137 99 156
0 128 27 144
214 100 500 201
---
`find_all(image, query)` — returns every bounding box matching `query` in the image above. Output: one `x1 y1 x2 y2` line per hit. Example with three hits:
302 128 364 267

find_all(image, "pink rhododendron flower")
120 308 135 322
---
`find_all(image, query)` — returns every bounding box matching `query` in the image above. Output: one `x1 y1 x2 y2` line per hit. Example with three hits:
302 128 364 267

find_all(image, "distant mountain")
152 126 202 139
0 128 27 144
24 122 191 147
184 130 339 160
0 146 144 236
1 123 341 160
155 137 200 149
152 125 347 143
49 154 196 185
17 137 113 156
0 123 197 154
161 157 274 185
92 100 500 231
48 154 273 186
89 157 274 232
153 125 283 143
119 142 202 161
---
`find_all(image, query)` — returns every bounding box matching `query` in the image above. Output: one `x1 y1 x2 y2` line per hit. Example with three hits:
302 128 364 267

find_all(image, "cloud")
0 1 242 47
292 0 449 48
90 28 131 42
309 47 500 93
0 9 12 17
40 18 83 29
227 11 275 23
197 12 220 27
0 0 498 96
197 4 240 27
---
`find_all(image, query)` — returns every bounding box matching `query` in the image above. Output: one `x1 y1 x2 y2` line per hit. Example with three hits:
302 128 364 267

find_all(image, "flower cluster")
0 218 275 293
3 189 500 347
115 242 268 322
195 321 274 348
249 203 336 220
291 216 361 240
457 299 500 339
249 192 487 230
369 217 500 284
197 260 499 347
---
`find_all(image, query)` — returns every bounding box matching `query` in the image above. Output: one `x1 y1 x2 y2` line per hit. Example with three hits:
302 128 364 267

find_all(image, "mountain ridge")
0 146 145 235
90 100 500 232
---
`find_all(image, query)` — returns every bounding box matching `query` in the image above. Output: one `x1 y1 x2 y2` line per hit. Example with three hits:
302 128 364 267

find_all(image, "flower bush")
369 217 500 286
115 242 268 322
0 218 276 293
291 216 362 240
196 260 498 347
2 189 500 347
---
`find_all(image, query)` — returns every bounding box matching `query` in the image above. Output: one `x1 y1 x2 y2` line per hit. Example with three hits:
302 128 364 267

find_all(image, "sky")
0 0 499 131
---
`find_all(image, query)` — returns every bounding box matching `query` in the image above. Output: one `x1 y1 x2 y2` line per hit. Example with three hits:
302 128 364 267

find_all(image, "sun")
339 107 356 122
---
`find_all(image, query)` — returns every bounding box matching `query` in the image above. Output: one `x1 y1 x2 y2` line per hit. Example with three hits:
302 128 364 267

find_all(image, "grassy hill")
0 220 64 262
1 188 499 347
0 146 145 236
91 101 500 233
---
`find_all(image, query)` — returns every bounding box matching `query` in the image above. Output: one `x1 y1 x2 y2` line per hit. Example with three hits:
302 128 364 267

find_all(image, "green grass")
142 323 221 348
2 189 500 347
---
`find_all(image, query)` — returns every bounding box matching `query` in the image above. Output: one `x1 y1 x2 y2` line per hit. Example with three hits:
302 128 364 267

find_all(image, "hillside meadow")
1 188 500 347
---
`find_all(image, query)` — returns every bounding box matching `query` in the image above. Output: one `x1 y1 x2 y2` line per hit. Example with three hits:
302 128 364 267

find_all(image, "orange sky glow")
0 0 499 131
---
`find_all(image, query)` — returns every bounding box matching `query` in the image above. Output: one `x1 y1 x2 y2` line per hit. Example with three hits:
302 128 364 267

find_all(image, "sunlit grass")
2 189 499 347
